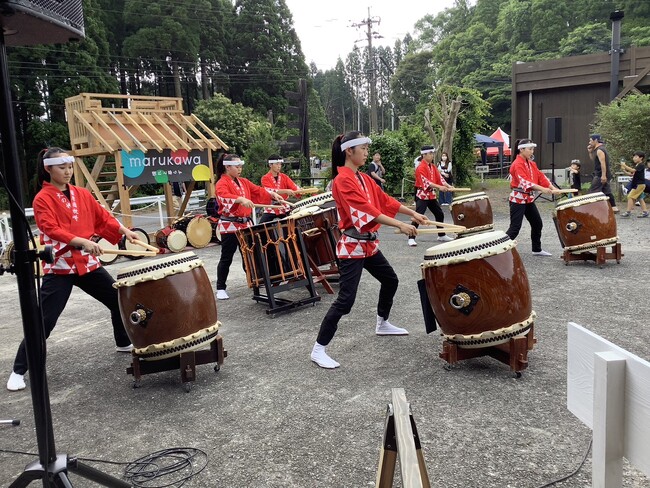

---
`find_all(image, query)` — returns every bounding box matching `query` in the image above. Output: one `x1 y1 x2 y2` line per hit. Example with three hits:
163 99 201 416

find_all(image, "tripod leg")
67 457 131 488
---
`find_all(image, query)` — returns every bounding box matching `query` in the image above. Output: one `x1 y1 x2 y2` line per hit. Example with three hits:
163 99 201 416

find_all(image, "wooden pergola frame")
65 93 228 227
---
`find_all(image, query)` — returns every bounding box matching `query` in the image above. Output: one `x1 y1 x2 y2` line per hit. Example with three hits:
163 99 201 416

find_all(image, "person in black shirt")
620 151 648 218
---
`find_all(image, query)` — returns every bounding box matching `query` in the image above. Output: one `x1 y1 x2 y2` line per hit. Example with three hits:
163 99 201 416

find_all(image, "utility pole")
352 9 381 134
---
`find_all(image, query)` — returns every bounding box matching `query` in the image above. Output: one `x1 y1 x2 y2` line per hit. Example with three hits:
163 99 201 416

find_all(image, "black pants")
12 267 131 375
505 201 543 252
414 198 446 236
316 251 398 346
587 177 616 207
216 232 245 291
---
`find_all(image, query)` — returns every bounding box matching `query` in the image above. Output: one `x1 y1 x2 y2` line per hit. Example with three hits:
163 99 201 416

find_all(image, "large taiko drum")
421 230 535 348
155 226 187 253
288 206 340 267
113 252 219 360
449 192 493 236
553 192 617 252
235 219 307 288
119 227 150 260
290 191 335 213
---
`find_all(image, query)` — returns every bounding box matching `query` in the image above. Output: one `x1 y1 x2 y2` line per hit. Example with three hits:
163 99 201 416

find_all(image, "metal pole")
609 11 624 101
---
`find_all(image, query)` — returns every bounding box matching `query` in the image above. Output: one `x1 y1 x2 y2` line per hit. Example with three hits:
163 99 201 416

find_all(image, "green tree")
366 132 409 195
591 94 650 162
228 0 308 116
559 23 611 56
390 50 435 120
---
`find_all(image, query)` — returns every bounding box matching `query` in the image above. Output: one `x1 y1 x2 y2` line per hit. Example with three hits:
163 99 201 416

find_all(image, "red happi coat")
508 155 551 204
260 171 298 215
215 175 272 234
415 161 446 200
333 166 401 259
34 182 122 276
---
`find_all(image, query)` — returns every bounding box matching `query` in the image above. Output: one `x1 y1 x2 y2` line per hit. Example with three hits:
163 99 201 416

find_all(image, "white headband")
420 148 436 155
268 159 284 164
43 155 74 166
223 160 244 166
518 143 537 149
341 137 372 151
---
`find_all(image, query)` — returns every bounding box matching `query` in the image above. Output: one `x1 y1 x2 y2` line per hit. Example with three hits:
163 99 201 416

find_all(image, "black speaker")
546 117 562 144
1 0 84 46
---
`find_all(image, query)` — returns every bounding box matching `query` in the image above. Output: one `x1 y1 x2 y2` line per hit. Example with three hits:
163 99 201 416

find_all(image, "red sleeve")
33 194 76 245
282 173 299 190
260 172 274 189
415 163 427 188
243 179 272 204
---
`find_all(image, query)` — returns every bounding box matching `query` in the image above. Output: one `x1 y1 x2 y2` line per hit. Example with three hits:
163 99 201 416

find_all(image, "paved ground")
0 187 648 487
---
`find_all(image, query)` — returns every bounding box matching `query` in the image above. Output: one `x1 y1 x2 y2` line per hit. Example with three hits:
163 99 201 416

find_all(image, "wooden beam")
190 114 229 150
74 157 111 210
89 155 107 181
165 113 209 150
73 110 116 153
123 112 164 152
90 112 132 151
180 115 218 151
138 113 178 151
152 113 192 151
114 151 132 227
107 112 147 152
615 63 650 100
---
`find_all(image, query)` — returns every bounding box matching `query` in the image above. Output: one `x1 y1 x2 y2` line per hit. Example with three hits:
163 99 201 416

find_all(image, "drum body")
155 227 187 252
290 191 335 214
184 215 212 248
421 230 535 348
449 192 493 236
553 192 617 252
114 252 219 360
120 227 150 260
92 235 119 265
291 207 340 267
236 219 307 288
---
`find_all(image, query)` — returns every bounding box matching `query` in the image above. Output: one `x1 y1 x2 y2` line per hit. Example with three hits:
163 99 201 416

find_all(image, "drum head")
95 237 119 264
166 229 188 252
422 230 514 267
450 191 487 206
185 216 212 248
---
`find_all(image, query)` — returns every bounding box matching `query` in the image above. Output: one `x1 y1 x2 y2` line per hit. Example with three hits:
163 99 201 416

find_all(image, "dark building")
511 46 650 180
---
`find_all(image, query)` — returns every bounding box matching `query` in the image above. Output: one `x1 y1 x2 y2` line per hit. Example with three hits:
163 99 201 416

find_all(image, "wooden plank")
152 113 192 151
180 115 217 151
122 112 164 152
90 112 132 151
190 114 229 149
114 151 132 227
138 113 178 151
165 113 208 150
73 110 116 153
392 388 427 488
89 155 107 181
107 112 147 152
615 64 650 99
73 157 111 210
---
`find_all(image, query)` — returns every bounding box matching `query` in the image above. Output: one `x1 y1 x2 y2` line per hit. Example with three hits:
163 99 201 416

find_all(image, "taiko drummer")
505 139 563 256
7 148 139 392
310 132 428 369
214 153 285 300
259 154 299 223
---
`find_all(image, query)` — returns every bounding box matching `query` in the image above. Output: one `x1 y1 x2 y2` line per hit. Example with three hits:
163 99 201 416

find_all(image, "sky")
284 0 458 71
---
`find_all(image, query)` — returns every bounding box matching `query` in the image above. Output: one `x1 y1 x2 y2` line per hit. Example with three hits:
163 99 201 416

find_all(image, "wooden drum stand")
562 242 622 268
439 324 536 378
127 335 227 392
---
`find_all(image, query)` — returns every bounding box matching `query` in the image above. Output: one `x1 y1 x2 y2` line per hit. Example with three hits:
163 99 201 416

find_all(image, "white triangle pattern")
349 206 371 231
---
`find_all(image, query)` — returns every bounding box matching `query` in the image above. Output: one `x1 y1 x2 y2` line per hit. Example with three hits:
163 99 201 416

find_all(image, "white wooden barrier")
567 322 650 487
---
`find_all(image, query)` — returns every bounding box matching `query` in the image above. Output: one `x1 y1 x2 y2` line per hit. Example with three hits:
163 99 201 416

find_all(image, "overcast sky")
284 0 458 71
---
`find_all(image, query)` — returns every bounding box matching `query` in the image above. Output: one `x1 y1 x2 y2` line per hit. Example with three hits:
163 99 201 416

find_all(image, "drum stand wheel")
562 242 623 268
126 335 227 392
439 324 536 376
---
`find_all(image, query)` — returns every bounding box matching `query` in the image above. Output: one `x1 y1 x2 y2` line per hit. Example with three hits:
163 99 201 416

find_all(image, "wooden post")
592 351 626 488
114 150 132 227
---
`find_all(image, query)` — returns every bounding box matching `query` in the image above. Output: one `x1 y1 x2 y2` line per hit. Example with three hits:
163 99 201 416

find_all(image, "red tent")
486 127 511 156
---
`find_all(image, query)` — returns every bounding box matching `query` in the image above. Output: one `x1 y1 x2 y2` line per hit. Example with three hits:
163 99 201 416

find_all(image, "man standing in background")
586 134 619 213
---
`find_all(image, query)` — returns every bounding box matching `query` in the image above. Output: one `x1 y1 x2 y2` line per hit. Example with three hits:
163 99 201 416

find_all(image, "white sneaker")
7 372 26 391
532 250 552 256
408 238 417 247
216 289 229 300
437 235 453 242
376 316 409 336
115 344 134 353
310 344 340 369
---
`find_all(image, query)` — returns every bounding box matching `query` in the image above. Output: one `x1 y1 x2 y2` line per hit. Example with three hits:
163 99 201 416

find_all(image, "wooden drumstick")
100 249 158 257
294 187 320 195
450 188 472 192
394 227 465 235
421 220 465 229
253 204 288 209
131 239 159 252
555 189 578 194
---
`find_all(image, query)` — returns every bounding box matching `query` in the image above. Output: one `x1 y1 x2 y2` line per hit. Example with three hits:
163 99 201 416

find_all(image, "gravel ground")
0 185 648 487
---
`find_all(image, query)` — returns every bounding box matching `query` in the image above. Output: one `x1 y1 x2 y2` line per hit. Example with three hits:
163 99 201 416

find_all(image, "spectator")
619 151 648 218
